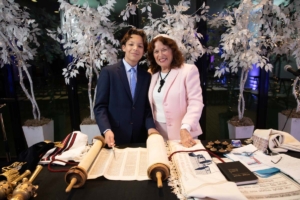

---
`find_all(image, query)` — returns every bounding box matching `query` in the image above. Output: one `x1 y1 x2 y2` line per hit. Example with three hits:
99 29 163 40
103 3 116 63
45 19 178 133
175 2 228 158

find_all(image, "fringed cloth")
166 140 247 200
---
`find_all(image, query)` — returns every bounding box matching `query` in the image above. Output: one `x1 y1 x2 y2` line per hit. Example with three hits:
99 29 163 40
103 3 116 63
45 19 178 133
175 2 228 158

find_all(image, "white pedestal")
22 120 54 147
278 112 300 141
228 122 254 139
80 124 101 144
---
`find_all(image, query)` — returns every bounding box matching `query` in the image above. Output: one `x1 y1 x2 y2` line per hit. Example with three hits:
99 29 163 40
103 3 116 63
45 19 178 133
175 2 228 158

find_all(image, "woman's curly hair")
147 36 184 74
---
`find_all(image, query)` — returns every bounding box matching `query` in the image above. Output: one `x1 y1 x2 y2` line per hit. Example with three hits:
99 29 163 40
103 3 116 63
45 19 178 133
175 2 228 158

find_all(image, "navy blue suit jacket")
94 61 155 145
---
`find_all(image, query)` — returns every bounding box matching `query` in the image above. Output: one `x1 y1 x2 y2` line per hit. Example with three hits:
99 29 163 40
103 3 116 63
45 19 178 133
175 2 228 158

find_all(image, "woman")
94 28 158 147
147 34 204 148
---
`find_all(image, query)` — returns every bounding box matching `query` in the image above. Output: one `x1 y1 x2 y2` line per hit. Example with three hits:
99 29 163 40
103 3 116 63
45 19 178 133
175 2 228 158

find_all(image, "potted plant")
278 76 300 140
210 0 289 139
275 0 300 139
47 0 122 143
0 0 54 147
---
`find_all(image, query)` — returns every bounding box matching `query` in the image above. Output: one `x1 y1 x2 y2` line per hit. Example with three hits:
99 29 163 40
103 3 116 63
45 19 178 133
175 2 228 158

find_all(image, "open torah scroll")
168 140 247 200
87 134 169 181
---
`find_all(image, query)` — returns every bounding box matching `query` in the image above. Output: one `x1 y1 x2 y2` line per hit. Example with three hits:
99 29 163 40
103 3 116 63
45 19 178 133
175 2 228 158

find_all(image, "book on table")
217 161 258 185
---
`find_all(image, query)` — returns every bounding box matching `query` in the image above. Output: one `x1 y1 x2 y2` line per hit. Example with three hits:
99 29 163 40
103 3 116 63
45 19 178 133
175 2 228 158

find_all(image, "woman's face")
153 40 173 70
122 34 144 66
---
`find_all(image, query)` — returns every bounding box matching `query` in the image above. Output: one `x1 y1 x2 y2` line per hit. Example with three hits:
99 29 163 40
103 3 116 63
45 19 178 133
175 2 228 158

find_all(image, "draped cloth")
252 129 300 153
167 140 247 200
39 131 90 165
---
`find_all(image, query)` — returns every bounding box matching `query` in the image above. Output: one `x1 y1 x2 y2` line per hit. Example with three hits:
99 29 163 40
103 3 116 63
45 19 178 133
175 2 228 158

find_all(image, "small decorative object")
222 141 229 146
206 140 233 154
226 147 232 152
231 140 242 148
210 147 217 152
219 148 226 153
214 140 221 145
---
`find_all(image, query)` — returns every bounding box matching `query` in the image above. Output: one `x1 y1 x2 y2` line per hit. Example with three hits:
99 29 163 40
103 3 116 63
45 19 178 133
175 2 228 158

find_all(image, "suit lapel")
117 61 132 101
163 68 179 102
148 72 159 107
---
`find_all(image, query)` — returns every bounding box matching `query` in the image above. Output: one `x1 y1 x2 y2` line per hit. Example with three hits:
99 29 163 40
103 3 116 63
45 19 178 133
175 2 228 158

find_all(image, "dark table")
32 143 178 200
33 168 177 200
12 140 300 200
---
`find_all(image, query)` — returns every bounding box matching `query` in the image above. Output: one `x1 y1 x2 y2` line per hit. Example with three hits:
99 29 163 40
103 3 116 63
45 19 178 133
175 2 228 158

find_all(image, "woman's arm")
181 64 204 131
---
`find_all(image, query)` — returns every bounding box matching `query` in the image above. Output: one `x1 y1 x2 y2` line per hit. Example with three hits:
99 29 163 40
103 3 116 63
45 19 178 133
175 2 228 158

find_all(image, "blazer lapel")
117 61 132 101
148 72 159 107
163 68 179 102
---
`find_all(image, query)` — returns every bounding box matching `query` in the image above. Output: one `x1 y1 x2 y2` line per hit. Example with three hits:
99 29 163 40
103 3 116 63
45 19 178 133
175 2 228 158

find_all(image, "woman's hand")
104 130 115 147
148 128 160 135
180 129 196 148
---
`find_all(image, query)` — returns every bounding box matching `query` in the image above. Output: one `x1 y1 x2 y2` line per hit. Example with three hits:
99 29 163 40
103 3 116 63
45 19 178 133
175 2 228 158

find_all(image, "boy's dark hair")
121 28 148 52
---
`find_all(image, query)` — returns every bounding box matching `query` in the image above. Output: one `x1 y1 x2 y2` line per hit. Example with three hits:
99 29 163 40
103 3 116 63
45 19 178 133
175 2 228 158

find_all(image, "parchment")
87 134 169 181
87 147 149 180
238 172 300 200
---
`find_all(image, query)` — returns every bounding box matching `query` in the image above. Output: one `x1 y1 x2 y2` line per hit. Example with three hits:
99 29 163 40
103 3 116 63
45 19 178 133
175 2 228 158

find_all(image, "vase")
80 124 101 144
278 113 300 141
227 121 254 139
22 120 54 147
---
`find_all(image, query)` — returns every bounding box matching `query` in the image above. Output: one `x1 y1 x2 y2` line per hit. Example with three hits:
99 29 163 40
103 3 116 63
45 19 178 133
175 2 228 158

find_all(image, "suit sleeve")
182 65 204 131
94 68 111 134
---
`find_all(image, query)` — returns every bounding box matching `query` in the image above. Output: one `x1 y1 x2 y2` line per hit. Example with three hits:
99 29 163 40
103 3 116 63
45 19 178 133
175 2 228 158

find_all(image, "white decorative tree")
0 0 41 121
120 0 209 63
48 0 122 121
274 1 300 114
209 0 289 123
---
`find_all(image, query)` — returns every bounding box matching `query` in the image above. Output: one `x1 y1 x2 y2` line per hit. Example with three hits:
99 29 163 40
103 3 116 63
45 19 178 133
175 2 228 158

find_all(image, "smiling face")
122 34 144 67
153 40 173 71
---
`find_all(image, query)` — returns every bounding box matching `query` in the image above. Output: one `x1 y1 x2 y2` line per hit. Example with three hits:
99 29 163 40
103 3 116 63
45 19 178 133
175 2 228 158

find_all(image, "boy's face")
122 34 144 67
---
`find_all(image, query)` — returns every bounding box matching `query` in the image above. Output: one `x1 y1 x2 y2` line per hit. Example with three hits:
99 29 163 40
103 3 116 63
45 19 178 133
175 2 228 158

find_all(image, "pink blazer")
148 63 204 139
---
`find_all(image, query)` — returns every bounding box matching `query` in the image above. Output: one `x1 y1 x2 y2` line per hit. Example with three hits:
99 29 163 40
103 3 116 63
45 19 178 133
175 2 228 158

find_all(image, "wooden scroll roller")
65 136 105 192
10 165 43 200
146 133 170 188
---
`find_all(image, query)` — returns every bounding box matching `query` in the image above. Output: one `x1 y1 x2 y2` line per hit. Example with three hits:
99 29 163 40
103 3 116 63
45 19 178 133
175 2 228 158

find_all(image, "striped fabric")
39 131 89 165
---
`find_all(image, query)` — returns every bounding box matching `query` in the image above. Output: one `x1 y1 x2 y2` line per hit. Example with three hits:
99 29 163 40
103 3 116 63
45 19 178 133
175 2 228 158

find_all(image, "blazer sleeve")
182 65 204 131
94 67 111 133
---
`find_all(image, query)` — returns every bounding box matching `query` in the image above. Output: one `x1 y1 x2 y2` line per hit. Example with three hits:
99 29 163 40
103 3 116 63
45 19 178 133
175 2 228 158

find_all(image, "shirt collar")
123 59 137 72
